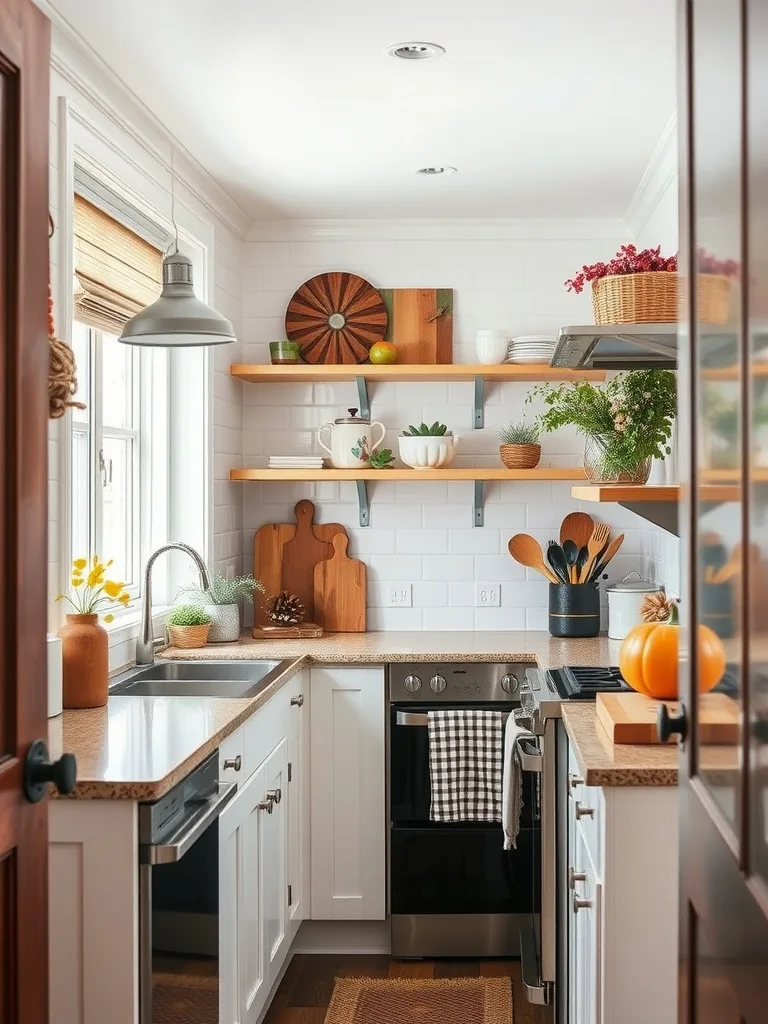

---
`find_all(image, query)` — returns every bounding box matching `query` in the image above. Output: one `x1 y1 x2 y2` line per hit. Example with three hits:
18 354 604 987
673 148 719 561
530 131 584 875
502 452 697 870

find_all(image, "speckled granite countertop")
561 704 679 787
49 630 675 800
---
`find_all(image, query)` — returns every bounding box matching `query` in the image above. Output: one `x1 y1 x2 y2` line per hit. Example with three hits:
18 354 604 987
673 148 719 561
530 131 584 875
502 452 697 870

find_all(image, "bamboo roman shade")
73 195 163 334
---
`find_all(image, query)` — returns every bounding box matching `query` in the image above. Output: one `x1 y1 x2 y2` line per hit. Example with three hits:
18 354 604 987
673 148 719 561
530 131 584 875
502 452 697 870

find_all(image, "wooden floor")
263 954 545 1024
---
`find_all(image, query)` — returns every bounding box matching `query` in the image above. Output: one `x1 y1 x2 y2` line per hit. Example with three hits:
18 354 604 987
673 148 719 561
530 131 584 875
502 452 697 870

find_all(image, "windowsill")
105 604 171 645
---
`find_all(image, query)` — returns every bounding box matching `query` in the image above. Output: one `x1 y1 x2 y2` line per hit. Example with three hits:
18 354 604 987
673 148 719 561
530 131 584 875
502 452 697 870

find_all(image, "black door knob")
657 702 688 744
23 739 77 803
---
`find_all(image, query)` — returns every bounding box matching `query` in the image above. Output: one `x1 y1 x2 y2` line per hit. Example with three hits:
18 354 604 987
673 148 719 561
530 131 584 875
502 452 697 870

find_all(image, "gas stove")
548 665 630 700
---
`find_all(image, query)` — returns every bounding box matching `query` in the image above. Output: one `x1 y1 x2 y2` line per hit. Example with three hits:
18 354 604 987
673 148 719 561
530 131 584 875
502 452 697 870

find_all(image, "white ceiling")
47 0 677 221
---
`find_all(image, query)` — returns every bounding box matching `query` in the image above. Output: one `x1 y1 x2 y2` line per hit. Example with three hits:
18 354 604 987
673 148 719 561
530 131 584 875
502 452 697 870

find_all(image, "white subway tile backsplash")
368 554 424 581
423 607 474 631
475 607 526 631
412 582 449 607
423 555 474 581
368 607 424 630
448 529 501 555
396 529 448 555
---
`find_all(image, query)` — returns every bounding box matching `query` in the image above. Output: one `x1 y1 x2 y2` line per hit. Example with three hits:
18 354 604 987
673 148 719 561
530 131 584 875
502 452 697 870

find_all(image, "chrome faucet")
136 543 211 665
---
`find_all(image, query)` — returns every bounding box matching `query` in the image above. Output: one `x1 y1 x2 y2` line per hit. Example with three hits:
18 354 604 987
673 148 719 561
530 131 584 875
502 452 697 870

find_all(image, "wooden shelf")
230 363 606 384
232 467 588 483
572 485 679 503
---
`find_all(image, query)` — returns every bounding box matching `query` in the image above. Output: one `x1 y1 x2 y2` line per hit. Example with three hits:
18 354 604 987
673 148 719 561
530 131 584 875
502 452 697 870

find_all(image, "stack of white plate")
268 456 325 469
506 335 557 365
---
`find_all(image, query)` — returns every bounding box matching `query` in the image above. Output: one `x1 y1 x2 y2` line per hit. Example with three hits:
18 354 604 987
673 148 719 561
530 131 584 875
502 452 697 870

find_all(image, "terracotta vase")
58 614 109 709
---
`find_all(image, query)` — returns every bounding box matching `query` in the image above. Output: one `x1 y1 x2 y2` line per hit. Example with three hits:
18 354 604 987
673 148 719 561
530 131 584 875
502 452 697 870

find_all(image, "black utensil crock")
548 582 601 638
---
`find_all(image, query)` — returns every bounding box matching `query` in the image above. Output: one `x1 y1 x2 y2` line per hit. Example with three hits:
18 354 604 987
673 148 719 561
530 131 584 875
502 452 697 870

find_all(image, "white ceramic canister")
606 572 662 640
47 633 63 718
317 408 386 469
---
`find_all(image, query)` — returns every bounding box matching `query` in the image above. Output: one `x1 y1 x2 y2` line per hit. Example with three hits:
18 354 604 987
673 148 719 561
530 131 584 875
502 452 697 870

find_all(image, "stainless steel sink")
109 659 288 698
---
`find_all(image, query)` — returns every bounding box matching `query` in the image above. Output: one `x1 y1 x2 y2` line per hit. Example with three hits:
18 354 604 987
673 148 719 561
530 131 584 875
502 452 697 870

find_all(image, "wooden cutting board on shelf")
280 500 346 623
596 691 739 745
313 533 367 632
379 288 453 364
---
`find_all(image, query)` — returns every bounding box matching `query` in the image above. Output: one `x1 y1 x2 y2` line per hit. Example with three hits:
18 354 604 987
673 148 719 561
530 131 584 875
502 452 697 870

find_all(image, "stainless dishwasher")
138 752 237 1023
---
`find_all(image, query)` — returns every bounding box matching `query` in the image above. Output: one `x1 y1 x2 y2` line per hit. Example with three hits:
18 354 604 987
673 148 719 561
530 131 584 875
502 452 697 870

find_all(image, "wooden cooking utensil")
589 533 625 581
508 534 560 584
559 511 595 551
583 523 610 581
313 533 367 632
280 500 339 621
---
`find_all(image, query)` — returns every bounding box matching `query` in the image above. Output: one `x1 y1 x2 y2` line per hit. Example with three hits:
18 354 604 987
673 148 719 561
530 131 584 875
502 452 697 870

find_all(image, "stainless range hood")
550 324 678 369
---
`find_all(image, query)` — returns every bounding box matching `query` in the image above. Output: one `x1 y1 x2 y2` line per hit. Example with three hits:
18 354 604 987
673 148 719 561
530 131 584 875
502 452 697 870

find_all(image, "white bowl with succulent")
398 421 460 469
179 572 265 643
498 421 541 469
166 605 212 649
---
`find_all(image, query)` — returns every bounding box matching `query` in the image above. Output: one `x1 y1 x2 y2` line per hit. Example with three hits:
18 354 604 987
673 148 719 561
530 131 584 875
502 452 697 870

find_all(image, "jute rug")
153 970 219 1024
324 976 514 1024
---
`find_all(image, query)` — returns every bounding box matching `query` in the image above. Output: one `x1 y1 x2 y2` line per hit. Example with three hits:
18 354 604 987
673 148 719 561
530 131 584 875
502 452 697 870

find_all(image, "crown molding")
623 114 678 241
37 1 250 239
246 217 629 243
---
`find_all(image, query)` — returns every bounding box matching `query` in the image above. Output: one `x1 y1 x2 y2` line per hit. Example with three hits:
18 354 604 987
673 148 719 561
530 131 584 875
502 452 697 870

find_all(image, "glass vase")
583 435 651 485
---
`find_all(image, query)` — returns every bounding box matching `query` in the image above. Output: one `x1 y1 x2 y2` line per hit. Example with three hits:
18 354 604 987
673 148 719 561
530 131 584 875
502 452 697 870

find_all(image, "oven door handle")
395 710 513 727
140 781 238 865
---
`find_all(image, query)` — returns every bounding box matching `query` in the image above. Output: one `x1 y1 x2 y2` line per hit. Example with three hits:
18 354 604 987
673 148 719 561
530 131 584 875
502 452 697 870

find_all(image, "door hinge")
287 885 292 907
288 762 292 783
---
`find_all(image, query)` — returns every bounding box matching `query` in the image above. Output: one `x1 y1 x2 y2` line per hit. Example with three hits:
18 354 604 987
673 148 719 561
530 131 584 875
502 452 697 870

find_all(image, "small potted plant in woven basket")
167 605 212 649
565 243 736 326
498 421 541 469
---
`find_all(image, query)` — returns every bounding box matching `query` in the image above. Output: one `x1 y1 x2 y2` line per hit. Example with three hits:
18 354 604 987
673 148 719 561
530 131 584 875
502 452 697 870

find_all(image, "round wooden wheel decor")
285 272 388 364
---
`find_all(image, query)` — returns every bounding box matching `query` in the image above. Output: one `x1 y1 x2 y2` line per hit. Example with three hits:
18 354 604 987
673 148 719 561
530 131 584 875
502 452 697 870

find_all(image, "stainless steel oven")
388 662 541 960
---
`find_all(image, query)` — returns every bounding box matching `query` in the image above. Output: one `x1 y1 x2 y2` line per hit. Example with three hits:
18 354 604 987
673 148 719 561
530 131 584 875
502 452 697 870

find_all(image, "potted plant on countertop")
166 604 212 649
528 369 677 485
179 572 265 643
56 556 132 708
398 421 461 469
498 420 541 469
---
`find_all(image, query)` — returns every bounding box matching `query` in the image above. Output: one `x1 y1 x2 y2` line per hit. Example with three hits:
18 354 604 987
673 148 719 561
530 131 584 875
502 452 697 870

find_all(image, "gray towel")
502 716 535 850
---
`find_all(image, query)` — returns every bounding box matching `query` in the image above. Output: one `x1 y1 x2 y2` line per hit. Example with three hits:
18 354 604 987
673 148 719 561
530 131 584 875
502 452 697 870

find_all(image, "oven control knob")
403 674 422 693
500 674 519 695
429 674 447 694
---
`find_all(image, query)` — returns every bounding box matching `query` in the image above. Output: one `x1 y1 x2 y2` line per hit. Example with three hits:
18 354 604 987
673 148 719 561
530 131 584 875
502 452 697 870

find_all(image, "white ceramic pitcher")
317 408 386 469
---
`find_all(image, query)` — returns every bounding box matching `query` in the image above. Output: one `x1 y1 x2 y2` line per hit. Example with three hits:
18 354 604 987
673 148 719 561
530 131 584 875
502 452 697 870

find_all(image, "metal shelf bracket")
474 376 484 429
621 501 679 536
474 480 484 527
355 376 370 420
356 479 370 527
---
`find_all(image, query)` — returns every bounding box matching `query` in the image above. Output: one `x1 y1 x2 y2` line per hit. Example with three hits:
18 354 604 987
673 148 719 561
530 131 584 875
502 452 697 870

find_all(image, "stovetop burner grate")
548 665 630 700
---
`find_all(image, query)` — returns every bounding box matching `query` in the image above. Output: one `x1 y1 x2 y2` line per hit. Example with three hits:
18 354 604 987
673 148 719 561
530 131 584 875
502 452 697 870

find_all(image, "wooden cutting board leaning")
379 288 453 364
596 691 739 745
313 533 366 632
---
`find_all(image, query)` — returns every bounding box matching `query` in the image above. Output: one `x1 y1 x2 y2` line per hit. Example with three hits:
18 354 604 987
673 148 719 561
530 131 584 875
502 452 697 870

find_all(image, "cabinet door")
569 826 603 1024
260 737 290 982
219 762 268 1024
310 666 386 920
287 671 309 933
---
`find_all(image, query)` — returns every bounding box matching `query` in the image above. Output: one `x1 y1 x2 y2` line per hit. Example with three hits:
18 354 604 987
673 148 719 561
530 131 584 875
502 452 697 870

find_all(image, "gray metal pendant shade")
119 251 236 347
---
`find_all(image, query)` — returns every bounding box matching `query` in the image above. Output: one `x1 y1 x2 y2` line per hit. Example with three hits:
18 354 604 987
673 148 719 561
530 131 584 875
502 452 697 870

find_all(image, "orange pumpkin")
618 621 726 699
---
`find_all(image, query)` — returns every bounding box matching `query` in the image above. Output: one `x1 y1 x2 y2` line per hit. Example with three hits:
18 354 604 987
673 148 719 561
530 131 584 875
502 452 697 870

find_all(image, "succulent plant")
499 421 540 445
167 604 212 627
368 447 396 469
402 421 449 437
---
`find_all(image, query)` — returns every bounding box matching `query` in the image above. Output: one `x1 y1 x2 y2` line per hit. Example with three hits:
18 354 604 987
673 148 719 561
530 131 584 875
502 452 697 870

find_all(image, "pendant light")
120 149 235 348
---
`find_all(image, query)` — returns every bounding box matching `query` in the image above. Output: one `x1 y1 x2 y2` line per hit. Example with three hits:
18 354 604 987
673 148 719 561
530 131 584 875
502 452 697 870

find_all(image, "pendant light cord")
170 146 179 255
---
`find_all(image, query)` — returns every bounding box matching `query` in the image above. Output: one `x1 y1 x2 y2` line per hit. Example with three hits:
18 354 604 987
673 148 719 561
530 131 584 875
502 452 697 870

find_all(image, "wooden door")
677 1 768 1019
0 1 52 1022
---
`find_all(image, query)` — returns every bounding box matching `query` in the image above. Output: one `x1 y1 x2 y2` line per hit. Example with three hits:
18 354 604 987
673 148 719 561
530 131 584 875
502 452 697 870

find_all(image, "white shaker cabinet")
566 741 678 1024
309 666 386 920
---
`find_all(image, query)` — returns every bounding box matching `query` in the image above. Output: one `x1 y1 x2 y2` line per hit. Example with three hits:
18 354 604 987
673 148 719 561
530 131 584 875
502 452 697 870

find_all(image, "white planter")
204 603 241 643
398 433 461 469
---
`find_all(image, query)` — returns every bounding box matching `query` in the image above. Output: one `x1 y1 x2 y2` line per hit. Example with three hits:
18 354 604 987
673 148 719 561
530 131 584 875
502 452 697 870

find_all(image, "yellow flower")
87 568 105 587
103 580 125 598
118 593 131 605
73 558 87 571
72 578 84 588
103 614 114 624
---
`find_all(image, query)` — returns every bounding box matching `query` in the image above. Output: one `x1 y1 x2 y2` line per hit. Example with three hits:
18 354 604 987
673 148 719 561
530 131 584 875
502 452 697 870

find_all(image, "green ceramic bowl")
269 340 302 365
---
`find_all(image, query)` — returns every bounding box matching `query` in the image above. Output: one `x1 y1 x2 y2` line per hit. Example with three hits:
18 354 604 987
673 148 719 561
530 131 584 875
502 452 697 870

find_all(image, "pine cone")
640 591 674 623
268 591 306 626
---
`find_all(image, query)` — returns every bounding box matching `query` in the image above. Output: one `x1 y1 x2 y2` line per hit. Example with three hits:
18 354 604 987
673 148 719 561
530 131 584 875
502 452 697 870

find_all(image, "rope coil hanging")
48 284 86 420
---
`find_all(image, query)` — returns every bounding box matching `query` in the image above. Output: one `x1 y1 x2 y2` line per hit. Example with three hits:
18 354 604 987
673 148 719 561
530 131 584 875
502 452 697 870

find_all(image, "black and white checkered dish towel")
428 709 503 822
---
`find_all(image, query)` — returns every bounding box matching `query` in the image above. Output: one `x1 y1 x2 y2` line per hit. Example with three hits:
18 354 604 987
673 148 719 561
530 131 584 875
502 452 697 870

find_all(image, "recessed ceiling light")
416 166 457 176
387 41 445 60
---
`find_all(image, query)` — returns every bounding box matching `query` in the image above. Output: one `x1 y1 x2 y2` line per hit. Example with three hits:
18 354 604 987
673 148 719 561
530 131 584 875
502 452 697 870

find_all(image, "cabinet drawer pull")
568 773 584 791
569 868 586 890
223 755 242 772
574 801 594 819
258 798 274 814
267 788 282 805
573 894 592 914
290 694 304 707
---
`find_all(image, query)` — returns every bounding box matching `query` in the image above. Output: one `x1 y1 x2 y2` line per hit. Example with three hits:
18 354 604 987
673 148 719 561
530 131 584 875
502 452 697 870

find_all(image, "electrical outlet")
475 583 500 607
386 585 412 607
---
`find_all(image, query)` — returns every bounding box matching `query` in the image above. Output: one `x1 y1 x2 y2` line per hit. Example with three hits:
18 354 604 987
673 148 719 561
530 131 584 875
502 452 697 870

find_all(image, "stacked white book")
268 455 325 469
